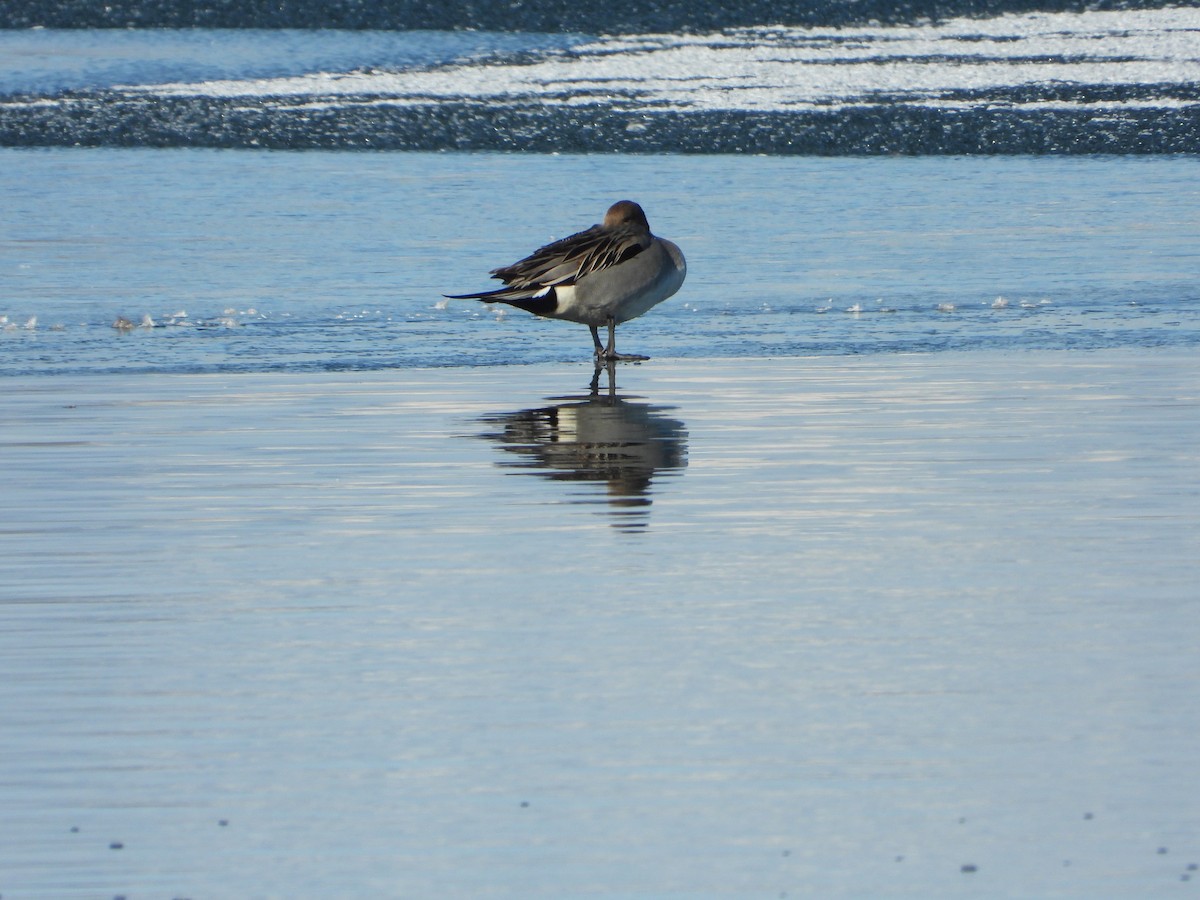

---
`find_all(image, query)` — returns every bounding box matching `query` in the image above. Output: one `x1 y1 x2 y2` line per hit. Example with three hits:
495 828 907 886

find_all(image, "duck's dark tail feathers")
442 286 510 301
442 286 559 317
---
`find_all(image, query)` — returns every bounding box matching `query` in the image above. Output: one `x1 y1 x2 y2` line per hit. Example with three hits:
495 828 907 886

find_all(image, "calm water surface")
3 351 1199 898
0 29 584 95
2 148 1199 897
2 150 1198 375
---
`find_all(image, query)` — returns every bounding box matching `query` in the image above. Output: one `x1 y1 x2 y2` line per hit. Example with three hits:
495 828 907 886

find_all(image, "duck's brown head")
603 200 650 232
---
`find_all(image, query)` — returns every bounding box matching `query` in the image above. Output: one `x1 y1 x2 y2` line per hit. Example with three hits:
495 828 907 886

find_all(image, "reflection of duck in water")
478 367 687 531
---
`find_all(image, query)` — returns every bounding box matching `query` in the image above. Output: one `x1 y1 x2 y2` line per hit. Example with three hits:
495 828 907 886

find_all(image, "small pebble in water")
218 819 229 827
520 801 529 808
1187 863 1198 871
1158 847 1169 855
109 841 123 850
70 826 80 833
961 864 977 873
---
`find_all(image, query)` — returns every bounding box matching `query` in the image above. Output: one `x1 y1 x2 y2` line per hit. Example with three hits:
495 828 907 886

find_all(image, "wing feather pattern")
446 225 650 302
444 202 654 308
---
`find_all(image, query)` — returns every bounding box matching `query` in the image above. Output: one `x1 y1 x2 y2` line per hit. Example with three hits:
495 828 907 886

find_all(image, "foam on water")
2 9 1197 152
123 10 1200 113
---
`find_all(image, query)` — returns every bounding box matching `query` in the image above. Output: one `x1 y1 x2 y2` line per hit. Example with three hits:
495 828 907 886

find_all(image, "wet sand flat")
2 349 1198 897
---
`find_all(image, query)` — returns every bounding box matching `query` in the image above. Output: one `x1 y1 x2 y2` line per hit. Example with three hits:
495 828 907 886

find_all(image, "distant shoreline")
0 0 1175 32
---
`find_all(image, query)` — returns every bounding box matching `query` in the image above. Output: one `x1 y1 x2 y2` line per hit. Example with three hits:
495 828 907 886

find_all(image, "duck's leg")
600 316 649 362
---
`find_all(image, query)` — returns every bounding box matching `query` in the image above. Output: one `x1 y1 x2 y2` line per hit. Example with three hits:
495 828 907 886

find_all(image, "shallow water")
2 150 1198 376
0 29 582 95
2 351 1198 897
2 127 1199 897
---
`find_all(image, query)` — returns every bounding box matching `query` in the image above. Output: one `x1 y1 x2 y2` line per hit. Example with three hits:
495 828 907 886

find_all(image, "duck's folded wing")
491 225 652 290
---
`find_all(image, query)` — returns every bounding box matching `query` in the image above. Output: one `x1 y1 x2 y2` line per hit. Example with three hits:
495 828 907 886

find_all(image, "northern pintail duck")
446 200 686 361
